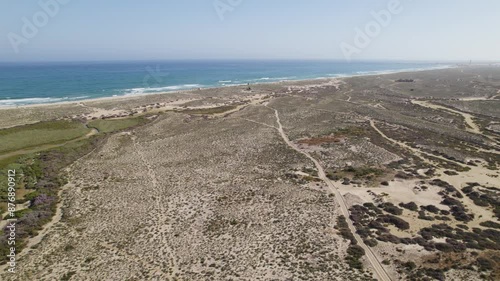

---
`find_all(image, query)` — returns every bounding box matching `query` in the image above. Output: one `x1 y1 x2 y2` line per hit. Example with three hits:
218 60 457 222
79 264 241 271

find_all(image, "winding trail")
0 182 70 273
342 89 353 102
412 100 500 151
265 105 392 281
0 141 102 274
369 120 435 165
0 133 171 277
131 134 179 279
369 119 500 225
412 100 481 134
368 119 474 168
374 103 388 110
0 201 30 230
0 184 71 274
237 117 277 129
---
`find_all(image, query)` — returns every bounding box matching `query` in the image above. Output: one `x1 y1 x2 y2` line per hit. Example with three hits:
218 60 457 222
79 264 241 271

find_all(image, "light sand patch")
412 100 481 134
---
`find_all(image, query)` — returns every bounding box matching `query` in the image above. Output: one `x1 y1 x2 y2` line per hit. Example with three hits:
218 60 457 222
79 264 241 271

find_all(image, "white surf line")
264 105 392 281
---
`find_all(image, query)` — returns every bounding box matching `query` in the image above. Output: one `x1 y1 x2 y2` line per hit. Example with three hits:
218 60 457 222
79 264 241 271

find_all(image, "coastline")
2 64 500 280
0 64 456 110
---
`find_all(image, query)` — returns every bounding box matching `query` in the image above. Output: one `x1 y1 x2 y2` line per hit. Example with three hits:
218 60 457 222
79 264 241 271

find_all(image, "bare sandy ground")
2 66 500 280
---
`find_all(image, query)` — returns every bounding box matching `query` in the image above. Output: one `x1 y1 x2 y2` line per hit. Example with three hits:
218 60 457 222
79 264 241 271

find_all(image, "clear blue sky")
1 0 499 62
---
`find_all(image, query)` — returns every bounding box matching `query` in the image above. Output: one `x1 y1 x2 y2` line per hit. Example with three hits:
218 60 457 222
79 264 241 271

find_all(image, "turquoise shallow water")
0 60 450 106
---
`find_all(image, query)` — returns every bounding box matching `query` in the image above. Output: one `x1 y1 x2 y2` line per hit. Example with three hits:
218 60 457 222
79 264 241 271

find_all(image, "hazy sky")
1 0 499 62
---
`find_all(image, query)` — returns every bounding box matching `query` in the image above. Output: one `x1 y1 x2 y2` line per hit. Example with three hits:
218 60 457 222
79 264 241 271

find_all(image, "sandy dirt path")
0 127 99 273
0 201 30 230
369 120 465 167
266 105 393 281
412 100 480 134
369 120 500 224
131 134 180 279
412 100 500 150
0 141 102 273
0 182 68 273
0 135 173 276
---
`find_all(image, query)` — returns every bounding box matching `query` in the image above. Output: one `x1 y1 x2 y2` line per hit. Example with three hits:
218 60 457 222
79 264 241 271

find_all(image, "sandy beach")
1 66 499 280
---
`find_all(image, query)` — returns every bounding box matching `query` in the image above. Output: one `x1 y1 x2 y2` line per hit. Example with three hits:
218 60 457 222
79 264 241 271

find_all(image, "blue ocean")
0 60 451 107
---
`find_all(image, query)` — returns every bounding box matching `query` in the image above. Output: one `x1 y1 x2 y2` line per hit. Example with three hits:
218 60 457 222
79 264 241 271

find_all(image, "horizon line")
1 58 497 64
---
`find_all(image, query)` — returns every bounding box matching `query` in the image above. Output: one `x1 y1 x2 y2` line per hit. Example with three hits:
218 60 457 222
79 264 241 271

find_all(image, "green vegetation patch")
479 221 500 229
336 127 366 137
344 166 385 179
335 215 366 270
0 120 90 154
0 156 42 201
0 135 104 264
0 115 151 264
346 245 365 270
462 182 500 219
88 117 146 134
335 215 356 244
327 165 386 183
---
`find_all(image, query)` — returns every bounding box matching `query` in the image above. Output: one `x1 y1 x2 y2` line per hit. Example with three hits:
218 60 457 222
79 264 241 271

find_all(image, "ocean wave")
349 65 453 77
249 76 297 82
273 76 297 80
0 64 455 107
311 65 454 81
123 84 204 95
327 73 350 77
0 96 90 107
318 65 454 80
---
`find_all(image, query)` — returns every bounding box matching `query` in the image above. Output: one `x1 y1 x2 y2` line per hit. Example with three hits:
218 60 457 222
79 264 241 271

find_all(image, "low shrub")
399 201 418 211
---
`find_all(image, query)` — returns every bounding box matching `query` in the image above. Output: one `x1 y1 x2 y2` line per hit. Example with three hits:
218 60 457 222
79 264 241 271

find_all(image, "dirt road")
412 100 481 134
266 105 392 281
